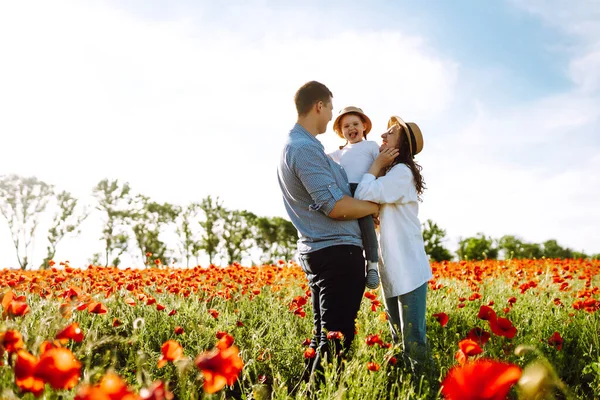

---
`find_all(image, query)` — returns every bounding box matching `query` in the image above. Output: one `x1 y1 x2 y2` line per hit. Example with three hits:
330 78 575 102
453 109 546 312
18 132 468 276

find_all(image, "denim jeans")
349 183 379 263
298 245 366 383
384 282 429 368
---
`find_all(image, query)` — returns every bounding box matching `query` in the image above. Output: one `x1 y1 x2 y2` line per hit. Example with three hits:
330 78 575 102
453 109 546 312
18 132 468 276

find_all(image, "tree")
497 235 524 260
127 194 180 266
457 233 498 261
0 174 54 270
421 219 453 262
254 216 298 263
41 190 89 269
175 202 202 267
198 195 223 265
542 239 573 259
220 209 256 265
93 179 131 267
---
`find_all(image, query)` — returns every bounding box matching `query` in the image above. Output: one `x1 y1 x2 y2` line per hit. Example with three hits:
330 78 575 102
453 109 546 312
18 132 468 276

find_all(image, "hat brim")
388 116 423 156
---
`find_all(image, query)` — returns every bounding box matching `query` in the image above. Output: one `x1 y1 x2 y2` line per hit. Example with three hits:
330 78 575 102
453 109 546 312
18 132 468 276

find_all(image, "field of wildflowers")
1 258 599 399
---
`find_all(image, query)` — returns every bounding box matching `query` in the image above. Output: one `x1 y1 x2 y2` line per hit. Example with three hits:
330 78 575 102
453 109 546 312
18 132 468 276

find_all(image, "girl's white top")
328 140 380 183
355 164 433 297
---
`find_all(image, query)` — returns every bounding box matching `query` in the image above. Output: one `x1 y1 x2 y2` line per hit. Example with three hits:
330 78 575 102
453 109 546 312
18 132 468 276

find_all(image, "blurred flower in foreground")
195 343 244 394
441 359 521 400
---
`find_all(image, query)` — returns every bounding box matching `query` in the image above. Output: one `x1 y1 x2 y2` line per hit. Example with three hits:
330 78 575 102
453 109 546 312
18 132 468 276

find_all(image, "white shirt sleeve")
355 164 414 204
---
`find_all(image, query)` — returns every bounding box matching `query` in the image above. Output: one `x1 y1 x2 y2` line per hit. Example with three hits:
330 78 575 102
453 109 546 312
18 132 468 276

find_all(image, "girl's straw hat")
333 106 372 139
388 116 424 156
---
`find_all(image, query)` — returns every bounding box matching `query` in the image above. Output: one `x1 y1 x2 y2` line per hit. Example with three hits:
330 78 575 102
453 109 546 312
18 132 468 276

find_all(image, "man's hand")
372 206 380 226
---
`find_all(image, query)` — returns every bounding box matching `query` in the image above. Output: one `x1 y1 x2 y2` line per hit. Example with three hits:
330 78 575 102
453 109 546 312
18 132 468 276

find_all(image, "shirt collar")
292 123 323 148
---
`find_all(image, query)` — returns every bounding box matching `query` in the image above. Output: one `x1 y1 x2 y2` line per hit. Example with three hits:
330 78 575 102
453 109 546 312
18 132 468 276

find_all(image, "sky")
0 0 599 268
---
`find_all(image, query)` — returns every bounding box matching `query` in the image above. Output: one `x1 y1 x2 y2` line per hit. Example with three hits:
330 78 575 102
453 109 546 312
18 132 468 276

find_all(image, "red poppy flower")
301 338 311 346
87 302 108 314
56 323 85 343
174 326 184 335
158 340 184 368
477 305 497 322
195 345 244 394
364 291 377 300
326 331 344 340
14 350 45 396
303 348 316 359
432 312 449 327
467 327 491 346
441 359 521 400
74 372 137 400
36 347 82 390
1 329 25 353
547 332 563 351
215 333 234 350
208 309 219 319
367 361 380 371
365 334 384 347
489 317 517 339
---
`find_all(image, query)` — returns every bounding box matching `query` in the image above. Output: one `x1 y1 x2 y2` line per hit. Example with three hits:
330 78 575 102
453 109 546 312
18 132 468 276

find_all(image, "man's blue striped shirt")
277 123 363 254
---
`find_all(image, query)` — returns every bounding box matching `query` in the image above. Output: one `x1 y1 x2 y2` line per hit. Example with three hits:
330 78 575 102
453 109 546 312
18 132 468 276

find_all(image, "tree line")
1 174 597 270
0 175 297 269
423 220 600 262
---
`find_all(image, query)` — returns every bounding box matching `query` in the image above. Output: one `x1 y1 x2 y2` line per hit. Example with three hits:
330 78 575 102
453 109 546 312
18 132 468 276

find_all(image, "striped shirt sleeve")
291 143 345 216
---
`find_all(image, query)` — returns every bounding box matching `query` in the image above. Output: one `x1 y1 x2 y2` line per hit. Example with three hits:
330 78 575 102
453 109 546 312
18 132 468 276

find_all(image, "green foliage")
220 209 256 265
543 239 577 259
41 190 89 269
0 174 54 270
254 216 298 263
457 233 498 261
498 235 544 260
1 261 599 399
198 195 223 265
93 179 131 267
422 219 453 262
127 194 180 266
175 202 202 268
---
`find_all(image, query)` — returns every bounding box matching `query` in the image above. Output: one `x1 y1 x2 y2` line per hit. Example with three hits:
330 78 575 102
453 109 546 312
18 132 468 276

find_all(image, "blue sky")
0 0 598 267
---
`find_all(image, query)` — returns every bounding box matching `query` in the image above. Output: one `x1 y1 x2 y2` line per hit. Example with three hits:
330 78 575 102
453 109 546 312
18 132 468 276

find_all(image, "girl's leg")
350 183 380 288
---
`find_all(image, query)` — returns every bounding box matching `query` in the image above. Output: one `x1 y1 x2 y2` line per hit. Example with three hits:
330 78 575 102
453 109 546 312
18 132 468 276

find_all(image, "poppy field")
1 258 599 399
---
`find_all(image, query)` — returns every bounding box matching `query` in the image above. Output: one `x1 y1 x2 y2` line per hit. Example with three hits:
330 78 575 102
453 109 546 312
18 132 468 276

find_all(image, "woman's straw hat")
332 106 372 139
388 116 423 156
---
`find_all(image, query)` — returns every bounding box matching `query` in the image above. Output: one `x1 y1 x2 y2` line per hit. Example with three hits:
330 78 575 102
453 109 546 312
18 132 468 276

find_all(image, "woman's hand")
367 146 399 177
374 147 399 168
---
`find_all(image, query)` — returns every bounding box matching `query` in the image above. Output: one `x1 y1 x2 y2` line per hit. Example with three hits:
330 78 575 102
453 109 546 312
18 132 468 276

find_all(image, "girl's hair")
338 113 368 150
387 124 426 201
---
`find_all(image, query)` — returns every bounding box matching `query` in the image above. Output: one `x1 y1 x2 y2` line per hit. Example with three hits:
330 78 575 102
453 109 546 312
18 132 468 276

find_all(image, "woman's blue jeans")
384 282 429 368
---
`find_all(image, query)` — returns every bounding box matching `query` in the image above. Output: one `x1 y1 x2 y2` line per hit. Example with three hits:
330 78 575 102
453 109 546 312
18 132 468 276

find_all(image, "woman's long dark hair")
387 125 426 201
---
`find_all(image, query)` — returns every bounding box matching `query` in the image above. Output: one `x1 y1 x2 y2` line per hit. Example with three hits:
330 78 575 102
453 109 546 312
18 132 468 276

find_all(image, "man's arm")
328 196 378 220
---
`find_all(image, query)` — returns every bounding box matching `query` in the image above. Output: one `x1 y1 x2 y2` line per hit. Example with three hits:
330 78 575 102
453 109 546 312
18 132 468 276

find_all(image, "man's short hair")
294 81 333 117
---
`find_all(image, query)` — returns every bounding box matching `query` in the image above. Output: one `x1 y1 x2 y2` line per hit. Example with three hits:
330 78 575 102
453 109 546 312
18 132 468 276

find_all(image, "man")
277 81 379 384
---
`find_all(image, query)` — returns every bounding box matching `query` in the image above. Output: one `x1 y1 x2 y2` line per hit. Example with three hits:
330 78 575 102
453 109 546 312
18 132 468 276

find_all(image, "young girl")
355 116 433 368
329 106 381 289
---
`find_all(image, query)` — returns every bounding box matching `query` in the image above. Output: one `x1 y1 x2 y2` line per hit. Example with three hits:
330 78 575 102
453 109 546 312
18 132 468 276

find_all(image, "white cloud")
0 1 598 269
0 1 458 267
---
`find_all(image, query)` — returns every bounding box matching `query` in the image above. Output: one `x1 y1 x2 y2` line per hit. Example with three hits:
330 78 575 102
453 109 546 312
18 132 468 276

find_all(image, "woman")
355 116 432 368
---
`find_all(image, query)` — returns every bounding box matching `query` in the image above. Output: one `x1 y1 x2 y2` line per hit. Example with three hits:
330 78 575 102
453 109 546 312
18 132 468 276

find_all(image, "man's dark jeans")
298 245 366 384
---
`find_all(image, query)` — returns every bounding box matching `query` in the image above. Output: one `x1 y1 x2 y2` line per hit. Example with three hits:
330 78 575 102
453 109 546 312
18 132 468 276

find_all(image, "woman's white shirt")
355 164 433 297
328 140 380 183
